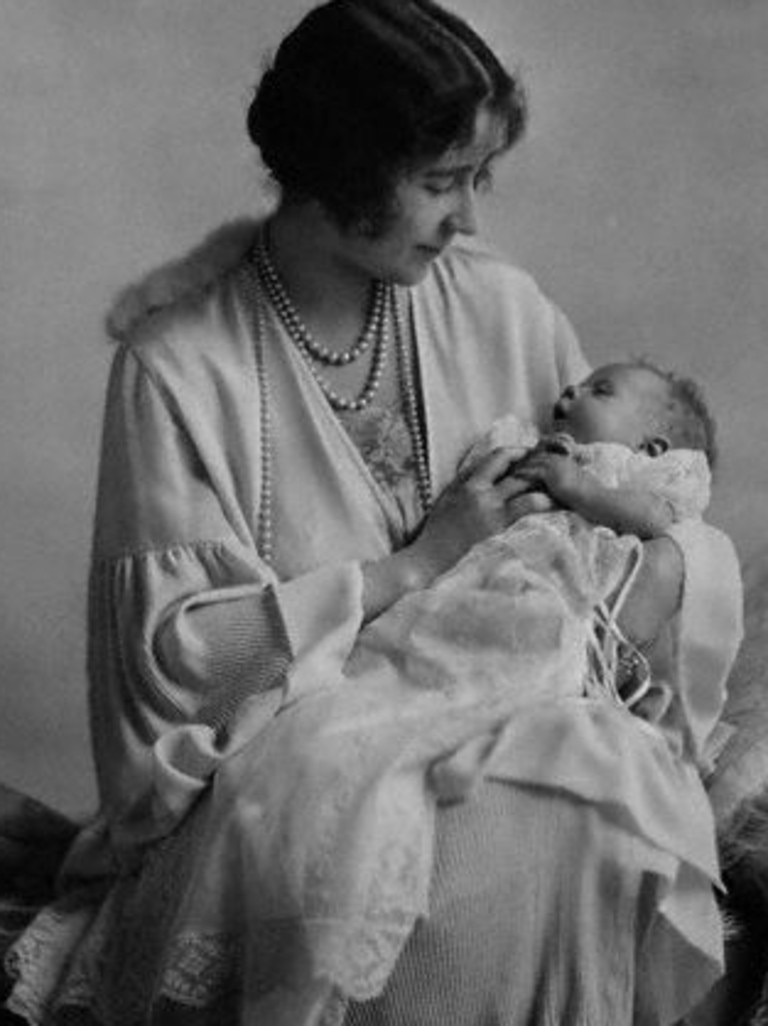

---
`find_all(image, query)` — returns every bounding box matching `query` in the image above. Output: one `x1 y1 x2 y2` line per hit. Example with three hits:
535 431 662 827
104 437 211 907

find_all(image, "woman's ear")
642 436 670 458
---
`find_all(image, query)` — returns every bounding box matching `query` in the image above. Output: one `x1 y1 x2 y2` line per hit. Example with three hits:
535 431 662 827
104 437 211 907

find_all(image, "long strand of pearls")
244 264 275 565
254 237 392 412
392 290 432 515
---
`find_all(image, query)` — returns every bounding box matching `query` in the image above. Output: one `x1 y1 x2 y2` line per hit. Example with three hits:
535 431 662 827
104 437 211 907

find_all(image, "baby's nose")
560 385 577 401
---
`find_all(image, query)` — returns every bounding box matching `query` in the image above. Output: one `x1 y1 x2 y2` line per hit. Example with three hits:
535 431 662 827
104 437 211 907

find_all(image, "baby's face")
552 364 667 448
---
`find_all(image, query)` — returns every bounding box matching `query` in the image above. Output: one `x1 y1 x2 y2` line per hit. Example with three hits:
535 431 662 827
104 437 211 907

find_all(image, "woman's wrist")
361 546 440 622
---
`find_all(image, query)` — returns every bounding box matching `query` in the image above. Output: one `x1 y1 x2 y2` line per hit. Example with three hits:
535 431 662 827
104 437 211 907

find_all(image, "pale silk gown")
5 234 743 1026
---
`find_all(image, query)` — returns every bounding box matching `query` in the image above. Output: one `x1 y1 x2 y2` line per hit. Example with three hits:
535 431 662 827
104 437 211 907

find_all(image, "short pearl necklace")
245 257 432 565
254 236 391 412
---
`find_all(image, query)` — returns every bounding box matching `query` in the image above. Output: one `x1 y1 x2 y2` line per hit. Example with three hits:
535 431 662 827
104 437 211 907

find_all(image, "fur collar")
106 219 260 342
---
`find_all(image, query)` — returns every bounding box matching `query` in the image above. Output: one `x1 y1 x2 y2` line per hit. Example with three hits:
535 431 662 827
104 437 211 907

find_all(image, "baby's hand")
514 446 587 506
538 432 577 457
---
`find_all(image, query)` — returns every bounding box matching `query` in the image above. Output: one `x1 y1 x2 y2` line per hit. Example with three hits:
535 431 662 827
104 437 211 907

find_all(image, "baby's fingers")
514 455 553 483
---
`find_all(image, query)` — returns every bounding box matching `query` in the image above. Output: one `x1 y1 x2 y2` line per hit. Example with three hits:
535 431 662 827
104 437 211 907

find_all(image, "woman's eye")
473 166 495 193
422 166 494 197
423 178 457 196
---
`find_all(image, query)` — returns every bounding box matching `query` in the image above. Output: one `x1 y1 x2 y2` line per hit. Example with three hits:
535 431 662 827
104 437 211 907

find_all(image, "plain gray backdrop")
2 0 767 816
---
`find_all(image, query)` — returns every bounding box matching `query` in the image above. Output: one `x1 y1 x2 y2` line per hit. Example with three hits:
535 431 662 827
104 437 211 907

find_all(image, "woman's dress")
5 233 743 1026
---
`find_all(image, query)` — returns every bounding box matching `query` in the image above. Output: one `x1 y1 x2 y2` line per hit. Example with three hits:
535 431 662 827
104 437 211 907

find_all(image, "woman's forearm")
567 480 675 540
615 536 684 647
360 468 558 623
361 547 439 622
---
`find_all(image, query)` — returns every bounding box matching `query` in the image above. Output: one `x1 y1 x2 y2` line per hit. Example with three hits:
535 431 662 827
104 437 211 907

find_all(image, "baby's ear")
642 435 670 458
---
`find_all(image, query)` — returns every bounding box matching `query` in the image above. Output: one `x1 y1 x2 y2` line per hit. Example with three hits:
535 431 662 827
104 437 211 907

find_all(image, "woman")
5 1 742 1024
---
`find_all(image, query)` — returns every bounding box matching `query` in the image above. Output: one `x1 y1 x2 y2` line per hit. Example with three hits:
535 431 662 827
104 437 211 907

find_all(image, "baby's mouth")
552 401 567 423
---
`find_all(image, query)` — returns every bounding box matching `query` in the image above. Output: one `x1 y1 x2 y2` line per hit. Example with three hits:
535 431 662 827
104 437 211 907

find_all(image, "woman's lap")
345 780 663 1026
9 775 708 1026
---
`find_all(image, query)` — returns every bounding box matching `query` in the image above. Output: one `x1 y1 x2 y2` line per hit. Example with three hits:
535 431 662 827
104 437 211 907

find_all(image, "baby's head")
552 360 717 467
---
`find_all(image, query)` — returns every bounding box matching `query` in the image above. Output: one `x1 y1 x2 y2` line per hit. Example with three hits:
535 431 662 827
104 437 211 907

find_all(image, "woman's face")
335 106 509 285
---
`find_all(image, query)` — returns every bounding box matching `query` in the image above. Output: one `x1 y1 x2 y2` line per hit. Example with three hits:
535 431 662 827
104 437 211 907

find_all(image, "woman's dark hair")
247 0 527 231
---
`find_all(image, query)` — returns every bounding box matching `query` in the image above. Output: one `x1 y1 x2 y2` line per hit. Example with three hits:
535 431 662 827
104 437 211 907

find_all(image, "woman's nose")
448 186 479 236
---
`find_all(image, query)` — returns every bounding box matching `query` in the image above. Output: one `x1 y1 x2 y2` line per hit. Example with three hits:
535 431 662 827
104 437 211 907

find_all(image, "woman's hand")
362 448 556 622
408 448 555 582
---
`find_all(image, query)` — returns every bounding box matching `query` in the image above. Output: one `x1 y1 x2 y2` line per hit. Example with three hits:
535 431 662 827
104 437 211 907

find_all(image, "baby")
430 358 716 797
468 358 714 539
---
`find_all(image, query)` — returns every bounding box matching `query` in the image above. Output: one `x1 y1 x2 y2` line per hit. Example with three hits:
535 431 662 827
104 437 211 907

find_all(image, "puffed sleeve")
89 343 365 846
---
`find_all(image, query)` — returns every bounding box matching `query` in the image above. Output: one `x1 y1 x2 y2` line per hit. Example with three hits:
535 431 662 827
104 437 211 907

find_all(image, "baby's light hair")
632 358 718 469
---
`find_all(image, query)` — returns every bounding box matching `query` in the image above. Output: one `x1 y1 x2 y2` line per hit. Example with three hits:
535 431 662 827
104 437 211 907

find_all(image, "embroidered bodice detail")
337 404 421 524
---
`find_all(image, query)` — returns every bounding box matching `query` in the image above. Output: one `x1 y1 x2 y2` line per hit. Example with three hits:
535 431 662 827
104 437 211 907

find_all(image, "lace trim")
161 931 240 1006
574 441 711 521
5 902 98 1026
337 405 413 488
337 404 420 526
291 725 432 998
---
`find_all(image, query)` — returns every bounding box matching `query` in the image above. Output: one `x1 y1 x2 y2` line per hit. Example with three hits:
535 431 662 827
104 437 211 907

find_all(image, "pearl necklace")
245 260 432 565
247 267 275 565
392 290 432 515
254 237 391 412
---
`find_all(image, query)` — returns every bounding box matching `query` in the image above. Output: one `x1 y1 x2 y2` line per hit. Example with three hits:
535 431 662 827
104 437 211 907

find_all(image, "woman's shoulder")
425 239 571 353
106 219 260 345
104 220 261 375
